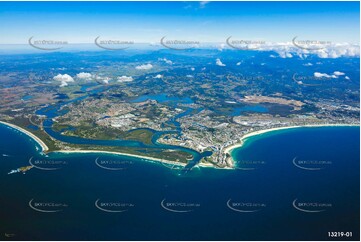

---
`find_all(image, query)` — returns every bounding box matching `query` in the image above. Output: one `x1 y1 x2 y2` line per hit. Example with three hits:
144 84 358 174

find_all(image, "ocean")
0 124 359 240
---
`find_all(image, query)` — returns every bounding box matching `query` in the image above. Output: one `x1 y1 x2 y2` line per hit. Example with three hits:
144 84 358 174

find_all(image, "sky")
0 1 359 44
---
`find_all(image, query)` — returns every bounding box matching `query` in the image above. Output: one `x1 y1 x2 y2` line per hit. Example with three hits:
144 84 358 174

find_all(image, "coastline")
55 150 230 169
1 120 358 170
0 120 49 152
223 123 360 157
53 150 190 168
0 120 214 169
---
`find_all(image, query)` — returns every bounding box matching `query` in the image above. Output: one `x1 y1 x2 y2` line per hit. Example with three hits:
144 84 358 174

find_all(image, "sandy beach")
223 123 359 156
53 149 192 167
0 121 49 152
1 120 358 170
0 121 216 169
55 150 235 169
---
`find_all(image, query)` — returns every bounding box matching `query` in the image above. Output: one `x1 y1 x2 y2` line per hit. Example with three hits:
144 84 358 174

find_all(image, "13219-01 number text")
328 232 353 238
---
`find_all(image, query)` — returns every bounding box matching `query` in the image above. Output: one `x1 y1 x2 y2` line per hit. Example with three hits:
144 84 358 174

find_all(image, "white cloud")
218 43 226 51
76 72 92 80
216 58 226 66
186 75 193 78
313 71 346 79
191 67 195 71
95 75 111 84
236 62 242 66
314 72 337 79
278 51 293 58
53 74 74 87
333 71 345 76
144 41 359 59
159 58 173 65
135 63 153 70
314 72 330 78
154 74 163 79
117 76 133 82
256 42 360 59
345 76 350 80
199 1 209 8
303 63 313 66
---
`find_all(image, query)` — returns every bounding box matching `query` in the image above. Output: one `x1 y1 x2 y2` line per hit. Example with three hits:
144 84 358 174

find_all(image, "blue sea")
0 124 359 240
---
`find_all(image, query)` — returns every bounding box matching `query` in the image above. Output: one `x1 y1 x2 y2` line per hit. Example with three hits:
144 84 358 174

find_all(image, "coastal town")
0 47 359 169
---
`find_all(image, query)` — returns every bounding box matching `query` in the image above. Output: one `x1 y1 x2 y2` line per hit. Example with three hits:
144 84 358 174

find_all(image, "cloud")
159 58 173 65
278 51 293 58
135 63 153 70
53 74 74 87
216 58 226 66
102 79 110 84
117 76 133 82
154 74 163 79
345 76 350 80
236 62 242 66
303 63 313 66
95 75 111 84
314 72 330 78
76 72 92 80
333 71 345 76
186 75 193 78
313 71 345 79
199 1 210 8
255 42 360 59
184 1 209 10
218 43 226 51
314 72 337 79
190 67 195 71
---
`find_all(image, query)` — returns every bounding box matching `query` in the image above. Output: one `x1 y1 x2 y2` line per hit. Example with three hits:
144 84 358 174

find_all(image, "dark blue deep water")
0 124 359 240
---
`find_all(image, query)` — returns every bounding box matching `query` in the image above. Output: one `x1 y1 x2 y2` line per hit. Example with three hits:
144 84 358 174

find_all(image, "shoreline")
1 121 358 170
54 150 230 169
53 150 190 168
223 123 360 158
0 120 214 169
0 120 49 152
